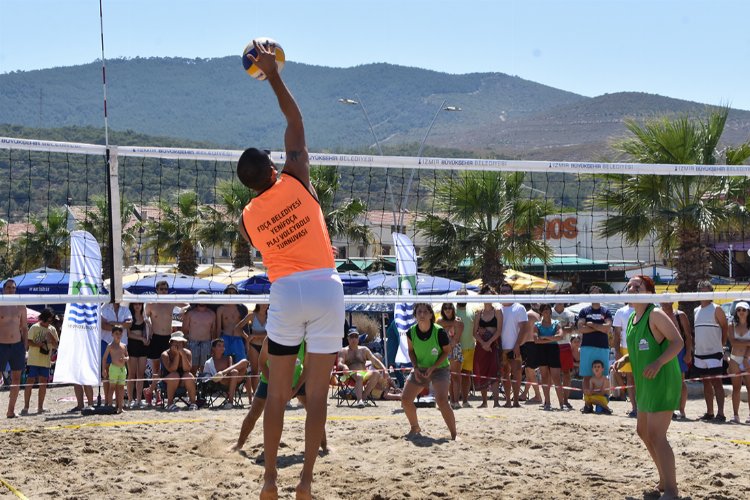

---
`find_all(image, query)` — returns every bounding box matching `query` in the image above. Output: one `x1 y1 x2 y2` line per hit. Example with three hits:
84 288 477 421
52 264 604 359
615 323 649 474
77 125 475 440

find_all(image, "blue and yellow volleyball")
242 37 285 81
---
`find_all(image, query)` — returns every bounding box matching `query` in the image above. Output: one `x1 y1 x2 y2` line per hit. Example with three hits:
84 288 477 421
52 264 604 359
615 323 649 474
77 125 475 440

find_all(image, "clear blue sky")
2 0 750 110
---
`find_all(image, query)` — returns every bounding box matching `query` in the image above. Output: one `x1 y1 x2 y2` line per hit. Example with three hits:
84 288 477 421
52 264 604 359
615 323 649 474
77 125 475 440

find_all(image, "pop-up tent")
3 270 107 315
123 273 227 294
236 271 369 295
367 272 477 295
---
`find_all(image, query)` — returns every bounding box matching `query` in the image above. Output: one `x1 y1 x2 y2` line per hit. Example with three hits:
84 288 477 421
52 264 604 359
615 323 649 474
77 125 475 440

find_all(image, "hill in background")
2 58 750 160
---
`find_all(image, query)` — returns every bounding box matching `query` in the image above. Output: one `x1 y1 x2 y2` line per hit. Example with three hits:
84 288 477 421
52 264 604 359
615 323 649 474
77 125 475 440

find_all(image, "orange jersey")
242 173 334 282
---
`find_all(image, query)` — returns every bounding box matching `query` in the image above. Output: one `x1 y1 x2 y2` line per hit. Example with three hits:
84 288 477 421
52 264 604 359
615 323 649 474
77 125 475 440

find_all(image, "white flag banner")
393 232 417 365
54 230 103 386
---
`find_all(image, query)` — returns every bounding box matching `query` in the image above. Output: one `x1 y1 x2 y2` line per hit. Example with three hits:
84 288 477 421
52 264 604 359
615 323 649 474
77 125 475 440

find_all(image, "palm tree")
78 195 139 277
416 170 552 289
197 180 254 268
310 165 372 251
144 190 204 275
13 208 70 271
593 107 750 293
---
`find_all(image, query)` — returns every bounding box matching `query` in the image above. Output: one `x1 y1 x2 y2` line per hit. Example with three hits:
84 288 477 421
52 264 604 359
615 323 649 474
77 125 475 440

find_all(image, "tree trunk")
177 240 197 276
481 245 505 290
675 227 711 318
233 239 253 269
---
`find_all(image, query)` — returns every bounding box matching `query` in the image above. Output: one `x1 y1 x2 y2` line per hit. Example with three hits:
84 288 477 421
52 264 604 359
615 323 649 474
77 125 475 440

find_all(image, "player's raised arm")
248 40 309 187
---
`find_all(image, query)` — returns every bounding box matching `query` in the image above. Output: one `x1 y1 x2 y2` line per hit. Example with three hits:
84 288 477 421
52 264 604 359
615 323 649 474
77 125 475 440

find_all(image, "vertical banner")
54 230 103 386
393 232 417 365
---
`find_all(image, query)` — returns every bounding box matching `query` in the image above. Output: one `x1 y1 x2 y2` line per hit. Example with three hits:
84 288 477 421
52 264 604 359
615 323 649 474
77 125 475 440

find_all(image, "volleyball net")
1 135 750 309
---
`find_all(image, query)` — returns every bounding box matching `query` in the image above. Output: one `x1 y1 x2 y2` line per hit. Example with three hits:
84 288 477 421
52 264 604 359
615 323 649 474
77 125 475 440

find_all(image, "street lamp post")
521 183 549 281
400 100 461 227
339 94 397 227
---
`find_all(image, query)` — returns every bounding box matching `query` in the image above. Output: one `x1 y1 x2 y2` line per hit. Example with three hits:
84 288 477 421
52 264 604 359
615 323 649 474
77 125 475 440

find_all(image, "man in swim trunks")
182 292 217 375
0 279 28 418
337 327 388 407
236 40 344 500
577 286 613 414
215 284 249 361
145 280 184 403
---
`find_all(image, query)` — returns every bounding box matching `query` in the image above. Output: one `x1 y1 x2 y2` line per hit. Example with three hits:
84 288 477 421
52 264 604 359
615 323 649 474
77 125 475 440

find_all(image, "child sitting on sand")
102 326 129 414
584 360 612 415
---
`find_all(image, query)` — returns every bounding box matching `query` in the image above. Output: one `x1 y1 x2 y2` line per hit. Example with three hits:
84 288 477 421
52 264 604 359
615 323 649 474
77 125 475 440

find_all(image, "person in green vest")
401 302 457 440
230 338 327 454
614 275 683 500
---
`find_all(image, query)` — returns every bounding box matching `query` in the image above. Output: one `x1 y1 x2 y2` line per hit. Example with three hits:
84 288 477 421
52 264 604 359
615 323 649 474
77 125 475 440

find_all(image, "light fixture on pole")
399 100 462 228
339 94 396 227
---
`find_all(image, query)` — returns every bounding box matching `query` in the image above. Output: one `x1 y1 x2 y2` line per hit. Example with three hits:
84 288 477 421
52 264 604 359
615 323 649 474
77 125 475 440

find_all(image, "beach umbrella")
123 273 227 294
236 272 370 295
195 264 231 278
468 268 558 292
208 266 265 285
368 272 477 295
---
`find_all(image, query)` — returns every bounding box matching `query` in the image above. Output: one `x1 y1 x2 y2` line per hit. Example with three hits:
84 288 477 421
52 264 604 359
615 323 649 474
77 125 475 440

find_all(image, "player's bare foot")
228 443 242 453
295 482 312 500
259 480 278 500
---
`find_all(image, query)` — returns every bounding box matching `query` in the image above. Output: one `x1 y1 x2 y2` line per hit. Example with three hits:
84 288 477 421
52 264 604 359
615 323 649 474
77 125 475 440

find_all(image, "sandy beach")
1 385 749 500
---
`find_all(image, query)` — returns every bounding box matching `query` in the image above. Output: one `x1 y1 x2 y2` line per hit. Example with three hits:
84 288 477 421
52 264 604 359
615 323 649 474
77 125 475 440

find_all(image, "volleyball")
242 37 285 80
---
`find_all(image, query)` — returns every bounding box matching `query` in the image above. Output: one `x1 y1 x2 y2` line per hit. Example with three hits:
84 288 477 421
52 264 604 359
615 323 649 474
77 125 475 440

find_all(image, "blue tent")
367 272 477 295
123 273 227 294
3 270 107 315
236 271 370 295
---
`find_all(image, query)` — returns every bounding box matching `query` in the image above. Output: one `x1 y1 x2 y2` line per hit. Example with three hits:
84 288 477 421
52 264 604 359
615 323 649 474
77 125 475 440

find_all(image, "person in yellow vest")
236 40 343 500
401 302 457 440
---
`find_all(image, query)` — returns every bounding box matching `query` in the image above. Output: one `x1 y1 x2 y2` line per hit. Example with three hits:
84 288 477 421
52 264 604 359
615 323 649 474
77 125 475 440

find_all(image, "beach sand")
1 386 749 499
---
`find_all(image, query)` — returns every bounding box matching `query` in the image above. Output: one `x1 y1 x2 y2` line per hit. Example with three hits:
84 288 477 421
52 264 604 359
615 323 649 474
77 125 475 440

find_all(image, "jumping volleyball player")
236 40 344 500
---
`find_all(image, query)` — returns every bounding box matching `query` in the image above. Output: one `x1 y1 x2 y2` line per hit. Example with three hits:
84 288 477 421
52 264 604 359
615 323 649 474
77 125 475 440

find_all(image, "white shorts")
267 268 344 354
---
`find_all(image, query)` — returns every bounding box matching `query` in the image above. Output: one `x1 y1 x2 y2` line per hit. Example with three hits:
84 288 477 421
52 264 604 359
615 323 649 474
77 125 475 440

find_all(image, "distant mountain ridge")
2 57 749 159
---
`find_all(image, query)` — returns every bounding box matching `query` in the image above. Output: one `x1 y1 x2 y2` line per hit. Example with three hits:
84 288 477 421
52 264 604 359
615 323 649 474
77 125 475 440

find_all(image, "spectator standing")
472 286 503 408
498 282 528 407
613 303 637 417
551 302 575 409
577 286 613 414
22 309 58 415
692 280 728 422
0 279 28 418
455 289 475 407
660 301 692 421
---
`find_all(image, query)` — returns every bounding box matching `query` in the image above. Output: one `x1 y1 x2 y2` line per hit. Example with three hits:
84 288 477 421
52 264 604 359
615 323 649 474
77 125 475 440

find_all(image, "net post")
107 146 123 303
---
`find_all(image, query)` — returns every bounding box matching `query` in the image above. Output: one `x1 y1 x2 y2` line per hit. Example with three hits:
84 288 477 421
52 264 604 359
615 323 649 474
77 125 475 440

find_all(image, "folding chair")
198 376 246 409
333 372 377 408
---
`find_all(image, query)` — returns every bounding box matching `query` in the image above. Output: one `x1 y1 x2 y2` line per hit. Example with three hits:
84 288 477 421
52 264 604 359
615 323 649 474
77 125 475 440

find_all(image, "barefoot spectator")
455 289 475 407
22 308 58 415
182 291 217 375
498 282 527 407
102 326 129 414
100 301 132 407
0 279 28 418
693 281 728 422
160 331 198 411
533 304 565 411
660 301 692 421
577 286 612 414
727 301 750 424
436 302 464 409
613 303 636 417
127 301 151 409
551 303 575 410
145 281 185 404
216 284 249 363
472 286 503 408
203 338 249 408
337 327 387 407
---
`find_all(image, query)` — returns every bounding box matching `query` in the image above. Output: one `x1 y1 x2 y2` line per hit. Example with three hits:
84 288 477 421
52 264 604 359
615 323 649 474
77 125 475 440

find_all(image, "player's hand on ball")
249 40 279 78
